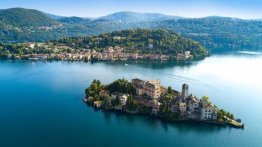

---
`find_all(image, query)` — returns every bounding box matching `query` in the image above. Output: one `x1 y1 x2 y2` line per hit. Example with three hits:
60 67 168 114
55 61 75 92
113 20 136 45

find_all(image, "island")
84 78 244 129
0 29 208 61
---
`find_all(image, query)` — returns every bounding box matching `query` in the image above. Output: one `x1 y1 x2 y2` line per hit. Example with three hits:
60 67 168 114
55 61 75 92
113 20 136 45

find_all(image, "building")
144 80 161 99
103 46 114 54
178 102 187 115
132 78 161 99
181 84 189 99
131 53 138 59
99 90 110 97
151 100 161 114
132 78 145 95
113 36 121 40
184 51 191 59
29 43 35 49
200 100 218 120
187 95 199 113
111 93 118 101
94 101 103 108
118 93 129 106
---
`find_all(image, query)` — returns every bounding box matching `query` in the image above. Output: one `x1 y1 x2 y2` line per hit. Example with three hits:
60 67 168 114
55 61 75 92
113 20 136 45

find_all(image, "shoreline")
0 56 206 66
83 98 244 129
0 55 207 62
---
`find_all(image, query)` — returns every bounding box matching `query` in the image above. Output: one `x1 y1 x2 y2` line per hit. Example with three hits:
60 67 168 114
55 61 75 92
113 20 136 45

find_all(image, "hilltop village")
84 78 244 128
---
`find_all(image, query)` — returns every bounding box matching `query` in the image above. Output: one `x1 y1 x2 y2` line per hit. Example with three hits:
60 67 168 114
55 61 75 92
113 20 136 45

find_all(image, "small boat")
28 57 39 60
125 63 128 66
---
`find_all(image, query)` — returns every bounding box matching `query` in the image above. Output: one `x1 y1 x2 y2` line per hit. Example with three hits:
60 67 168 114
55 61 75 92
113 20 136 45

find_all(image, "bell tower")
182 84 189 99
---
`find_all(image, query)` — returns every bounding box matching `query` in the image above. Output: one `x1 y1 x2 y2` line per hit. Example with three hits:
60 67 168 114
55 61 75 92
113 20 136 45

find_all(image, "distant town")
84 78 244 128
1 42 193 61
0 29 208 61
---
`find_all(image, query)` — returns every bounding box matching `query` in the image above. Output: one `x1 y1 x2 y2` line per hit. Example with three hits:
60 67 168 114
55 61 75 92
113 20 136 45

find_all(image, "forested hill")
153 17 262 52
55 29 207 57
1 8 262 53
0 8 58 27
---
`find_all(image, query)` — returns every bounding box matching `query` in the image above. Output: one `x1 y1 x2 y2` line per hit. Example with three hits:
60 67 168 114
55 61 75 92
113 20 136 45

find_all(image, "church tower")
182 84 189 99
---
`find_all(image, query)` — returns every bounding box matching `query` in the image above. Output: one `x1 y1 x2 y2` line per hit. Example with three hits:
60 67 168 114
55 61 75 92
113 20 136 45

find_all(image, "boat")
28 57 39 60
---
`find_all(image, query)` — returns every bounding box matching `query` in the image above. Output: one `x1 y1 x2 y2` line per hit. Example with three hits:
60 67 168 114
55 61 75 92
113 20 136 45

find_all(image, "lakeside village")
3 43 193 61
84 78 244 128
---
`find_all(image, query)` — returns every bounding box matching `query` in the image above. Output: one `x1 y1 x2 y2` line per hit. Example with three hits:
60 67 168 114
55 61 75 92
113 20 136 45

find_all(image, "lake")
0 52 261 147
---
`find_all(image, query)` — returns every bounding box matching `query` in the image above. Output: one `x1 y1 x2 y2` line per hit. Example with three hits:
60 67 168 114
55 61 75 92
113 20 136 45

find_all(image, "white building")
29 43 35 49
200 101 217 120
184 51 191 59
118 93 129 106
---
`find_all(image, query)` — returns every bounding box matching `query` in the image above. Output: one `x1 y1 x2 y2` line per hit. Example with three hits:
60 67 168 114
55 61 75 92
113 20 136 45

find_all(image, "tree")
167 86 173 94
202 96 211 104
91 83 98 92
217 109 234 121
202 96 209 101
106 78 136 95
229 114 234 119
115 96 120 106
217 110 224 120
103 94 111 108
127 94 133 105
93 93 99 101
161 102 168 113
126 94 137 110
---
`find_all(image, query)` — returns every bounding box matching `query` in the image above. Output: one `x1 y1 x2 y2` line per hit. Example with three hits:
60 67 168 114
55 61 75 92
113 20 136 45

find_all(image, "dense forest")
55 29 207 56
153 17 262 52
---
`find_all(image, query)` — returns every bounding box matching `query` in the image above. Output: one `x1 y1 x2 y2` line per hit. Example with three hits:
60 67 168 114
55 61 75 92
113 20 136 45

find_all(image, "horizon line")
1 7 262 20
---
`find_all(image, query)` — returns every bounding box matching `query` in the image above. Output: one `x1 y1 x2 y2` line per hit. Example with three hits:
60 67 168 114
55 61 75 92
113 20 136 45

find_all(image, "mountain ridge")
1 7 262 52
0 7 58 27
1 7 262 21
98 11 184 23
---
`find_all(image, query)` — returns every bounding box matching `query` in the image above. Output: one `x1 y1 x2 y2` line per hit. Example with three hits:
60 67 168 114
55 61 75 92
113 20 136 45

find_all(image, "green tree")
167 86 173 94
103 94 111 108
115 96 120 105
202 96 211 104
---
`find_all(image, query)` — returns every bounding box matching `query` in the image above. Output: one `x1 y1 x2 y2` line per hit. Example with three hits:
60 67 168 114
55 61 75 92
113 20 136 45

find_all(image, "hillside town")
84 78 244 128
2 42 193 61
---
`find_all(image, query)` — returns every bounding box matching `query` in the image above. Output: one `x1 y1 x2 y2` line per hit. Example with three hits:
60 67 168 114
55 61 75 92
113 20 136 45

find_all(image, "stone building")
132 78 161 99
182 84 189 99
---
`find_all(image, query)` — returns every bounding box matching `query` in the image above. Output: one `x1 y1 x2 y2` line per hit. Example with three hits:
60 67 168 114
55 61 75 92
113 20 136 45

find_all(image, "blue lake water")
0 53 262 147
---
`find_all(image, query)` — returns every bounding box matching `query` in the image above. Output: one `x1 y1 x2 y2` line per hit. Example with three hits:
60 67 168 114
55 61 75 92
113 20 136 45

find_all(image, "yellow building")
132 78 161 99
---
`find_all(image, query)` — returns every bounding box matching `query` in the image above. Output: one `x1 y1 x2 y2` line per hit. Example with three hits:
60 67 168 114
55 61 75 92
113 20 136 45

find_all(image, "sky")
0 0 261 19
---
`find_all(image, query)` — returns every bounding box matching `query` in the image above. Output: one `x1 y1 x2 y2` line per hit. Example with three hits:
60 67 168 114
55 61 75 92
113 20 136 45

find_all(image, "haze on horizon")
0 0 261 19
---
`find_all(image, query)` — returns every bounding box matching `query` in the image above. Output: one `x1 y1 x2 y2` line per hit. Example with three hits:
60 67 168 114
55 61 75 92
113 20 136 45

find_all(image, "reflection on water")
101 109 226 134
88 102 228 135
97 59 201 69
